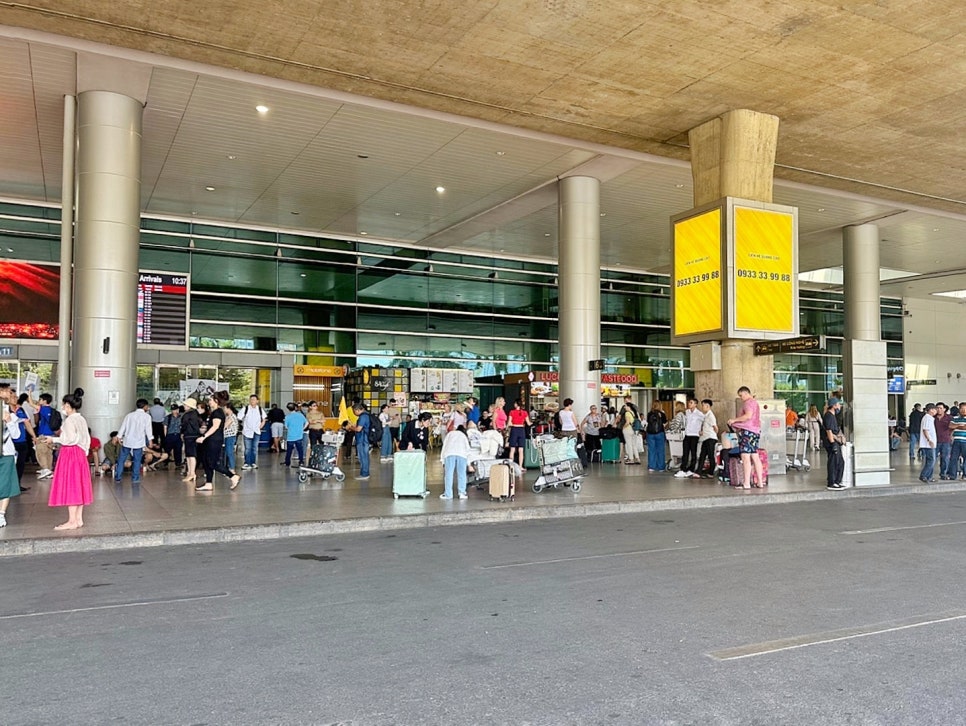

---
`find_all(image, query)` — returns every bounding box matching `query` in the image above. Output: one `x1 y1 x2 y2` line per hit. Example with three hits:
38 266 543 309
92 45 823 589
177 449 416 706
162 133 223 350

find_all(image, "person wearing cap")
823 397 846 490
163 404 183 469
918 403 938 483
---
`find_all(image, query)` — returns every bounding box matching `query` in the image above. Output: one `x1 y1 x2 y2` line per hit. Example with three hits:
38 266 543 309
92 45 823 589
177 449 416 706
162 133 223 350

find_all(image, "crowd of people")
898 401 966 484
5 379 926 530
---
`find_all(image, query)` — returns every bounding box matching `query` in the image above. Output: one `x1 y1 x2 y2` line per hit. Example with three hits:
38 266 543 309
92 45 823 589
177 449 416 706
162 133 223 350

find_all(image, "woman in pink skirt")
44 388 93 530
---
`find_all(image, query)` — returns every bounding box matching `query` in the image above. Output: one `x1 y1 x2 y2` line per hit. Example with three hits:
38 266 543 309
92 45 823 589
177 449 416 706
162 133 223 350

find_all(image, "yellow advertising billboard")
732 206 795 333
672 208 723 339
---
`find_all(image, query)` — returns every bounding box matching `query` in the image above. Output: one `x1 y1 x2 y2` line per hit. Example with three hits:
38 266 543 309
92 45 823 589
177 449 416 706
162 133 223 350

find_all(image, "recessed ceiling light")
817 208 826 212
227 155 236 160
300 273 306 278
544 233 551 237
360 231 368 235
933 227 941 232
205 186 215 191
674 184 685 189
255 105 269 114
600 213 606 217
496 151 506 156
394 212 401 216
5 247 12 253
436 186 446 193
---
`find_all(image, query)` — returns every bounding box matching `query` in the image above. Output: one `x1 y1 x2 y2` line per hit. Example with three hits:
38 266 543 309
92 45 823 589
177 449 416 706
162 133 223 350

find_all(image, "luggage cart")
531 434 584 493
665 431 685 471
297 431 346 483
785 428 811 472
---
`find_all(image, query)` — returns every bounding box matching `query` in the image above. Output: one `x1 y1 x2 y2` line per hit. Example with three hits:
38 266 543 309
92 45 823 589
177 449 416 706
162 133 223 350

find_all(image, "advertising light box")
671 207 724 342
731 204 797 335
671 198 799 344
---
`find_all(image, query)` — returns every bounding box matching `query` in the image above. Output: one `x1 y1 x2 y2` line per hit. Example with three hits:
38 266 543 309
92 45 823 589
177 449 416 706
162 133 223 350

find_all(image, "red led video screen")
0 261 60 339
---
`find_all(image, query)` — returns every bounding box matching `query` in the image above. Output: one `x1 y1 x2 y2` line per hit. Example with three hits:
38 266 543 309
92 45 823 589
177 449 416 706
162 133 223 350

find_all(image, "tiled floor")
0 446 936 547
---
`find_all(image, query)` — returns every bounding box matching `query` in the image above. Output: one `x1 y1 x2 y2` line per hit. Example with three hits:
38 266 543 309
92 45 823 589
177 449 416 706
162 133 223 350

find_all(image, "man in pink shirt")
727 386 765 489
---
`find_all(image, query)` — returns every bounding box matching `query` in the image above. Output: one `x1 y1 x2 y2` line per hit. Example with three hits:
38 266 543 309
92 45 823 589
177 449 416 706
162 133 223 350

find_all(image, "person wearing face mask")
44 389 93 530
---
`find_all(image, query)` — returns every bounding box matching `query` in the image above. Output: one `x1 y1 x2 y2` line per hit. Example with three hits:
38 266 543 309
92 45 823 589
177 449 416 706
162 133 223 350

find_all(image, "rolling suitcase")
488 461 515 501
727 450 769 487
601 436 621 463
392 450 429 498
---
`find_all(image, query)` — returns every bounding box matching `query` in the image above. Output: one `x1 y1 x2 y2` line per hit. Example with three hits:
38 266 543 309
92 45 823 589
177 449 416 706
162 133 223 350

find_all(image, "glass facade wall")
0 201 903 409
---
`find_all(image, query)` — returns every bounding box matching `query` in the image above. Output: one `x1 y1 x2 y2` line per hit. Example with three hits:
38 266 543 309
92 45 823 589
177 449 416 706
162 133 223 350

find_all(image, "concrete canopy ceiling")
1 1 966 299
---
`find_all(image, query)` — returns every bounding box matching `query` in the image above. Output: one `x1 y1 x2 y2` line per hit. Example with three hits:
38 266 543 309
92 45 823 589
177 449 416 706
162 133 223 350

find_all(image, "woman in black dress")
180 398 202 484
194 391 240 492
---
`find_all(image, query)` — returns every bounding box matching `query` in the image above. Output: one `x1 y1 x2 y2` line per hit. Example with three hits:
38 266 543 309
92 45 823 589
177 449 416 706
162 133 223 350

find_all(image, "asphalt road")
4 493 966 725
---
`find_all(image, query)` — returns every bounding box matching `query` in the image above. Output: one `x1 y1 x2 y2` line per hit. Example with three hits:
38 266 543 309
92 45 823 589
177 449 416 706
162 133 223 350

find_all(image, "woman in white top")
439 425 472 500
44 388 93 530
558 398 580 438
805 405 823 451
0 384 23 528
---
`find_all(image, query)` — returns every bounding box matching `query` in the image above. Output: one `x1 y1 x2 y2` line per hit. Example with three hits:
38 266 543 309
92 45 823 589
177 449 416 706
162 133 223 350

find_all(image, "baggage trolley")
297 431 346 483
531 435 584 493
665 431 684 471
785 428 811 472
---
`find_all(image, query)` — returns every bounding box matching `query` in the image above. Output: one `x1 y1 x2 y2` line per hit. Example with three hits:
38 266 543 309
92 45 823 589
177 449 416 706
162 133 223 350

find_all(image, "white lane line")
480 545 700 569
709 611 966 661
0 592 230 620
840 520 966 535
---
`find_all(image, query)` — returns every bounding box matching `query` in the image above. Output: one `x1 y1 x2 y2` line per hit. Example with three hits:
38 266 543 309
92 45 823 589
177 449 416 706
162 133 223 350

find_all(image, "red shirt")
509 409 528 426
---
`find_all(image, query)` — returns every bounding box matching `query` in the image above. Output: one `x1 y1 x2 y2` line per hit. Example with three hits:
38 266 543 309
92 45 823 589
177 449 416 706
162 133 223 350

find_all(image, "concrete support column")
843 223 890 486
72 90 143 440
689 109 780 207
844 224 882 342
558 176 601 421
688 109 780 402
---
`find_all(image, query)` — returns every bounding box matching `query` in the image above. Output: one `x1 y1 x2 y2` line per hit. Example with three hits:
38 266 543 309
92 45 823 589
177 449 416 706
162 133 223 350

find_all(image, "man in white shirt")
918 402 938 483
676 398 705 478
694 399 719 478
240 395 267 470
115 399 153 485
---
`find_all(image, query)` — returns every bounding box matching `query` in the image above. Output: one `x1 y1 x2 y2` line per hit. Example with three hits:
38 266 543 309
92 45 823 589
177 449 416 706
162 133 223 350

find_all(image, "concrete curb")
4 481 966 557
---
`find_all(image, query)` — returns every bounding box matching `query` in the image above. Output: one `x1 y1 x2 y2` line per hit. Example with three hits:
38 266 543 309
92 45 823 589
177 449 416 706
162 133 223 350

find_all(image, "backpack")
646 410 663 435
366 413 383 447
553 411 562 429
47 408 63 432
632 412 643 432
242 405 265 421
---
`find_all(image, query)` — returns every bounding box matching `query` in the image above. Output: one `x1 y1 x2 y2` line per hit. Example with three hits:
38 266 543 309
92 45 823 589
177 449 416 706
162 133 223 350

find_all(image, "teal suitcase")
601 437 621 463
392 450 429 498
524 440 541 469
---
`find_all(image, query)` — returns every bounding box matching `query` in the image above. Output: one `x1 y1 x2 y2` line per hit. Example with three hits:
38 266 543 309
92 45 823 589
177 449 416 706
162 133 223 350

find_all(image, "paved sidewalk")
1 448 956 556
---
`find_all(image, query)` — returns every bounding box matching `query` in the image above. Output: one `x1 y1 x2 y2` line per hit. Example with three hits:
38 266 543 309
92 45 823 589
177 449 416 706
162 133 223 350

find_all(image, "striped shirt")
951 415 966 444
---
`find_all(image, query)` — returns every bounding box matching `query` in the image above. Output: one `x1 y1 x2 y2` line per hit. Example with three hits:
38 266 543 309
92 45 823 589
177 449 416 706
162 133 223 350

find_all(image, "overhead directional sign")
753 335 826 356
